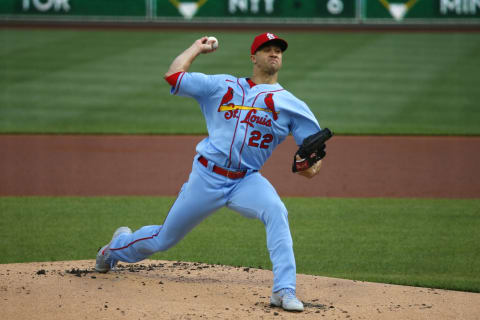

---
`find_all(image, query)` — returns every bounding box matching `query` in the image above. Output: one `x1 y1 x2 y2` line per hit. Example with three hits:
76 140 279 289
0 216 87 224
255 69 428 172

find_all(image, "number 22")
248 130 273 149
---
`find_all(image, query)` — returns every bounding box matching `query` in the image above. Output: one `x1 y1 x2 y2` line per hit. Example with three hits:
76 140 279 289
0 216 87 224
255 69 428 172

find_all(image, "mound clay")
1 260 479 319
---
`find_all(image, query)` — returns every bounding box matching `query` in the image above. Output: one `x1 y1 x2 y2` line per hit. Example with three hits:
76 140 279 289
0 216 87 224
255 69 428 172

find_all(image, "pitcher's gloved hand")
292 128 332 173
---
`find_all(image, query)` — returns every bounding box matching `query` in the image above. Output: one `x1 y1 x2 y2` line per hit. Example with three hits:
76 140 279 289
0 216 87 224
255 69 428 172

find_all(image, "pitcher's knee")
262 200 288 224
150 230 186 252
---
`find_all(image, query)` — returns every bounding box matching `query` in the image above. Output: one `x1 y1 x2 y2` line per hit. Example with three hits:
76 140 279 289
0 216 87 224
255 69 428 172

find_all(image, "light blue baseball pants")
108 155 296 292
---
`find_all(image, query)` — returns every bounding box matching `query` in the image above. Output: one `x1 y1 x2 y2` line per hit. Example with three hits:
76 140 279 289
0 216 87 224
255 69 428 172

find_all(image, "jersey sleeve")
168 72 215 101
290 101 322 146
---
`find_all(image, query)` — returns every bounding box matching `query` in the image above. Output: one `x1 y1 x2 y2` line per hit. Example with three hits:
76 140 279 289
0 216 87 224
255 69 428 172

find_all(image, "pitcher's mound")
1 260 478 319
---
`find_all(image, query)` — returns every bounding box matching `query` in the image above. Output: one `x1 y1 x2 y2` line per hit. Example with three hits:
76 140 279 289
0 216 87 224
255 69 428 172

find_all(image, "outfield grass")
1 197 479 292
1 29 479 135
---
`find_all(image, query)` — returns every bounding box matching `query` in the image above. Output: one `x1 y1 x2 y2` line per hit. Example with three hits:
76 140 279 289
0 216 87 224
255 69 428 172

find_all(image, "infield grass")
1 197 479 292
1 29 480 135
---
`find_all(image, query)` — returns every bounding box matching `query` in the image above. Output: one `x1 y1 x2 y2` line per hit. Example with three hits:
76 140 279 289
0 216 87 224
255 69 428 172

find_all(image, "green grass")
1 197 479 292
1 29 479 135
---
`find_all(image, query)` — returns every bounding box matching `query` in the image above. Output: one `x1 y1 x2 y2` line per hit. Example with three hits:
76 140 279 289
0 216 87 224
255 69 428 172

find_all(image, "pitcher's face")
251 44 283 75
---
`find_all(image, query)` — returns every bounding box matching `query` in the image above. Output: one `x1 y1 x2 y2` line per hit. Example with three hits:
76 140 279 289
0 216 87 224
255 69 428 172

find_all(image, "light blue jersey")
173 72 321 170
107 71 322 294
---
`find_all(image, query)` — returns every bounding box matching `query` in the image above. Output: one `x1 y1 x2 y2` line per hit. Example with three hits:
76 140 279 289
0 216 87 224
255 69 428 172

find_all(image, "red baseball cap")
250 32 288 55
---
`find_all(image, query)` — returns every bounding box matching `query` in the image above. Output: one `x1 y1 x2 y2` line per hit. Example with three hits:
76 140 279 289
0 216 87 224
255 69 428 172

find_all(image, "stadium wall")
1 0 479 26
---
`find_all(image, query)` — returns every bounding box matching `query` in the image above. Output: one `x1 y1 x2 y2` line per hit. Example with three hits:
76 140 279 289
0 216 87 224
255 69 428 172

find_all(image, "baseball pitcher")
96 33 332 312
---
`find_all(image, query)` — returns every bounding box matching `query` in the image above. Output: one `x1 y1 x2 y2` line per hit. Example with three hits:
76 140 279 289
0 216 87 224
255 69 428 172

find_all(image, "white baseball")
207 36 218 49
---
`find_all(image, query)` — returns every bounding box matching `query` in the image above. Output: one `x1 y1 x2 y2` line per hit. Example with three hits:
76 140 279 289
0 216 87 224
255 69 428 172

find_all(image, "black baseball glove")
292 128 333 172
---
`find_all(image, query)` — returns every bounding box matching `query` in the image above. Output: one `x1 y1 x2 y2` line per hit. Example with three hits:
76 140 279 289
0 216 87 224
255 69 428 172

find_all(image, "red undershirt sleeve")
164 71 183 87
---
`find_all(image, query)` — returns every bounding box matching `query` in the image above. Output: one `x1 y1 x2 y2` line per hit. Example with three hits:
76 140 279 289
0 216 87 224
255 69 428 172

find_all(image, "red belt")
198 156 247 179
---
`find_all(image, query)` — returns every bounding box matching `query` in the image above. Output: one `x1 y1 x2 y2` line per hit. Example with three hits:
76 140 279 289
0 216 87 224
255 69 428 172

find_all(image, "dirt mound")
1 260 478 319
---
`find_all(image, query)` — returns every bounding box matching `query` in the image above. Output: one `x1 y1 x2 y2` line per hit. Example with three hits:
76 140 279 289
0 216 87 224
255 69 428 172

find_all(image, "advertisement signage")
0 0 478 23
157 0 356 20
365 0 480 21
0 0 147 17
